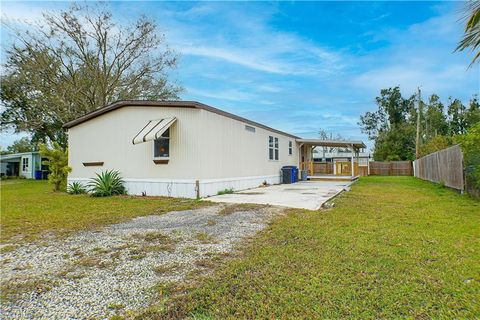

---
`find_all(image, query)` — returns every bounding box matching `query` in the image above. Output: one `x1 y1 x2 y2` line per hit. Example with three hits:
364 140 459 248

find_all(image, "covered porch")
296 139 367 181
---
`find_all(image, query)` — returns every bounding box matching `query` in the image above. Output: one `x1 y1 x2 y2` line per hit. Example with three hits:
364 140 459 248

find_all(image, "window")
154 128 170 158
289 141 293 155
22 157 29 172
245 125 256 133
268 136 279 160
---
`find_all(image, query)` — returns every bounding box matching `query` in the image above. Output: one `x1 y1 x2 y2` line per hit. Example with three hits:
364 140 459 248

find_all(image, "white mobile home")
64 101 365 198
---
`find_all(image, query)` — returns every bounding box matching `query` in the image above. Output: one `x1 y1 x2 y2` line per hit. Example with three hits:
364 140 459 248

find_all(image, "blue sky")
1 1 479 149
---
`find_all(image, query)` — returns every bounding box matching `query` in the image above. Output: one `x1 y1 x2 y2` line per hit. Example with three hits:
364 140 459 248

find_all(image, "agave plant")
67 181 86 195
88 170 126 197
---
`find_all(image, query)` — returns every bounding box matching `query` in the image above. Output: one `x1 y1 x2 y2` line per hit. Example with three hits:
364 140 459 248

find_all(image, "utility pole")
415 87 422 159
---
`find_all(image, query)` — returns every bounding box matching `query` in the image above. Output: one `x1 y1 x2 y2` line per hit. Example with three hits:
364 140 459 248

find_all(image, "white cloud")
186 87 257 103
163 3 346 76
351 8 480 100
0 2 45 23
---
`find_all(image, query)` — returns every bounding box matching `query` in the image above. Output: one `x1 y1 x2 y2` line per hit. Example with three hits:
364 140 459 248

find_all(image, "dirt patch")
217 203 270 216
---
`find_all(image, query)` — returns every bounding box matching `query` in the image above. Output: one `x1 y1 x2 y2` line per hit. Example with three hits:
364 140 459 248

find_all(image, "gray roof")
0 151 39 161
63 100 300 139
295 139 366 149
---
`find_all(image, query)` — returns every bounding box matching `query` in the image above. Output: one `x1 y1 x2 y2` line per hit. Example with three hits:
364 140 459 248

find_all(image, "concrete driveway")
208 180 352 210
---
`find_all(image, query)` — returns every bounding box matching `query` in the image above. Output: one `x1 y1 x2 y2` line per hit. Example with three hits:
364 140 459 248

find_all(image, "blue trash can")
292 166 298 182
34 170 42 180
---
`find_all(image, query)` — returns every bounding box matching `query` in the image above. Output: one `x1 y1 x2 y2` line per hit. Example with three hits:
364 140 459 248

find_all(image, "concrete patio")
207 180 352 210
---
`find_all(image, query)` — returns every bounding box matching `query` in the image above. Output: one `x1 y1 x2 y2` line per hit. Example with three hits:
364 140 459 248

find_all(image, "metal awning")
295 139 366 149
132 117 176 145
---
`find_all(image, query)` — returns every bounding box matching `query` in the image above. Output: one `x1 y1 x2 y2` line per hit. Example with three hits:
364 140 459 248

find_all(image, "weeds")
0 277 55 302
206 219 217 226
218 203 266 216
194 232 216 244
0 245 17 253
153 264 179 275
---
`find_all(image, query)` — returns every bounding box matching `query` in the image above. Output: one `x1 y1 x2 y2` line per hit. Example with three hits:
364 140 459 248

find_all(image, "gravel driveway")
0 204 284 319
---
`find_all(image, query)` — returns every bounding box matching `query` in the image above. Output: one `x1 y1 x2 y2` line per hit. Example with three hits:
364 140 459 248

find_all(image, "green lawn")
143 177 480 319
0 180 206 243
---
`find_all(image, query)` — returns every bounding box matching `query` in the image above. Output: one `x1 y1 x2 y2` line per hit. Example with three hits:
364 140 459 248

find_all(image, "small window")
245 125 256 133
289 141 293 155
154 128 170 158
268 136 279 160
22 158 29 171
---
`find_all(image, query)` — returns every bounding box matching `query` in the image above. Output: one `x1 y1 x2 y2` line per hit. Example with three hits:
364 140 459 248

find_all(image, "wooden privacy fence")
413 145 464 191
369 161 413 176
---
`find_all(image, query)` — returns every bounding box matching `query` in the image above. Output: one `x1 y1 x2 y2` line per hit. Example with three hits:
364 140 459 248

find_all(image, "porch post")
356 147 359 176
310 145 314 175
351 144 354 179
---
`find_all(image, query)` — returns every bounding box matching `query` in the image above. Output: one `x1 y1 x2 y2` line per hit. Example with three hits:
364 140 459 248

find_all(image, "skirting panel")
67 175 280 199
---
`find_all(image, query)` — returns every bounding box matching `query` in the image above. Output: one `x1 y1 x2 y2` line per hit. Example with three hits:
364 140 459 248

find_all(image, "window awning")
132 117 176 145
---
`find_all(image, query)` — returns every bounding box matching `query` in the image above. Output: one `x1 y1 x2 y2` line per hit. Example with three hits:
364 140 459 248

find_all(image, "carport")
208 180 351 210
296 139 367 179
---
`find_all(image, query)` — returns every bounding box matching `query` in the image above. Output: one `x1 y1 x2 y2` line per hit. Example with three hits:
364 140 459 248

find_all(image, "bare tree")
1 3 182 146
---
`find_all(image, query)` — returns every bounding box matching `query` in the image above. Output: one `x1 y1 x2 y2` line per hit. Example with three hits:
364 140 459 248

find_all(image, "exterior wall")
0 163 7 176
68 105 299 197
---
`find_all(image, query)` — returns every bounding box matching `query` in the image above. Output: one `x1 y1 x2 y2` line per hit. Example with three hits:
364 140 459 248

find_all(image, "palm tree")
456 1 480 66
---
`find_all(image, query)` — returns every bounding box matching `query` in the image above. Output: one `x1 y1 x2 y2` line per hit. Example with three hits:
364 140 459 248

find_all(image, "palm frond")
456 1 480 66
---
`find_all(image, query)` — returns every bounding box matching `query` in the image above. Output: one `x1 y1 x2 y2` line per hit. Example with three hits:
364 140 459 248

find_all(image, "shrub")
88 170 126 197
418 135 453 158
456 123 480 190
217 188 234 195
67 182 86 195
39 142 71 192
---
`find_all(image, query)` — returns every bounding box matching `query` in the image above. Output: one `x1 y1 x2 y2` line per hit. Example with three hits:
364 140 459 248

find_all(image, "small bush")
217 188 234 195
67 182 86 195
88 170 126 197
39 142 71 192
457 123 480 191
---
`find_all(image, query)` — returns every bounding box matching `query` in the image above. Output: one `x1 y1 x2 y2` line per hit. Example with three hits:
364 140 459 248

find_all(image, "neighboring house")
312 149 371 176
0 152 46 179
64 101 365 198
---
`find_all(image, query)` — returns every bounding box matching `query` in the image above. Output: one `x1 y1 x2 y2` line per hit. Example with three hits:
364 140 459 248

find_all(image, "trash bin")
35 170 42 180
282 166 299 183
281 166 293 184
301 170 308 181
283 166 298 183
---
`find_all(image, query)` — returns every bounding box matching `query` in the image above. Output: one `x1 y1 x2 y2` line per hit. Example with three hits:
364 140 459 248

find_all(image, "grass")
139 176 480 319
131 232 178 254
194 232 216 244
0 277 55 302
0 180 208 243
154 264 180 275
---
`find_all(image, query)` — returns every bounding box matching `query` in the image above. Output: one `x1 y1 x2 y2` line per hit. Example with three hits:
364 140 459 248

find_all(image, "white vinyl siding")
68 106 298 181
